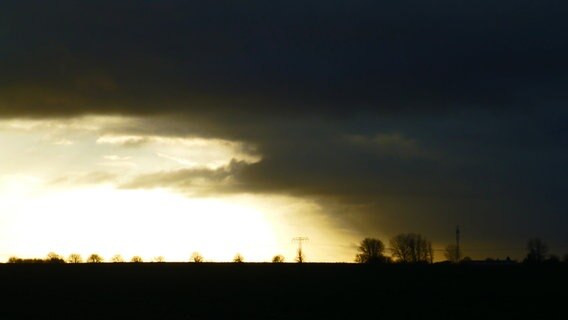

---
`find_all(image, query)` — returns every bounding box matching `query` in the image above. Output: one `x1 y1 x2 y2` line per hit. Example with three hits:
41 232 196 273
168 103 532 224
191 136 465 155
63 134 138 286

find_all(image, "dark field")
1 263 565 319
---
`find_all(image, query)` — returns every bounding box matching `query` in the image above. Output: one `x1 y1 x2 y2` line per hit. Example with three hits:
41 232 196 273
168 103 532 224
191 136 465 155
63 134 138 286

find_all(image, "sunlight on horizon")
0 184 275 262
0 117 361 263
0 182 359 263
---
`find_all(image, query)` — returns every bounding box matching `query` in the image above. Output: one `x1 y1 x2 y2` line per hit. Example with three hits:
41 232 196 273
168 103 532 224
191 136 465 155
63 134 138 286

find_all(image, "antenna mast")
456 225 461 262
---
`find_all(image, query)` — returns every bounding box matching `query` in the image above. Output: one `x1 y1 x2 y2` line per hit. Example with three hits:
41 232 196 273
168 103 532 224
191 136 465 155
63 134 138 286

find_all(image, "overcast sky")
1 1 567 261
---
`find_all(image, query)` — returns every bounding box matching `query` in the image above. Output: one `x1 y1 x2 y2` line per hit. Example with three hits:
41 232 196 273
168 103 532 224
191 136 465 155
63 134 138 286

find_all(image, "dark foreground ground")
1 263 565 319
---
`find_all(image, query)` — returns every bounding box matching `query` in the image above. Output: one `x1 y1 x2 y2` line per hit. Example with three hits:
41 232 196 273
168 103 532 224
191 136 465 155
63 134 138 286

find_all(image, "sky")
0 1 567 262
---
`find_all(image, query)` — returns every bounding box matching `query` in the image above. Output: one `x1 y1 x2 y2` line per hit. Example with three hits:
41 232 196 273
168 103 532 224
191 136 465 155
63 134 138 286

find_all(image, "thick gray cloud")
2 1 567 117
121 159 248 196
1 1 567 258
116 108 568 259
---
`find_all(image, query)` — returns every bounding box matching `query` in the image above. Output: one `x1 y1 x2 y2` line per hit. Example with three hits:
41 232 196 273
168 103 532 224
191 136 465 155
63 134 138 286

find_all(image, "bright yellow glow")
0 181 359 262
0 117 360 263
1 184 279 262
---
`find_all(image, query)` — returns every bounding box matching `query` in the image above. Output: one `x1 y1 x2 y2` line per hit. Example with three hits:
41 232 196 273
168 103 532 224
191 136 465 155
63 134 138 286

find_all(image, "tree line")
5 235 566 264
355 233 434 264
6 252 289 264
355 234 568 264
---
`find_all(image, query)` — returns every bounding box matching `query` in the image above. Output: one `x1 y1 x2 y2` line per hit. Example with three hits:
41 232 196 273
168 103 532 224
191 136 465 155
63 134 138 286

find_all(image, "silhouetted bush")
111 254 124 263
191 252 204 263
7 256 46 263
46 252 65 263
233 253 244 263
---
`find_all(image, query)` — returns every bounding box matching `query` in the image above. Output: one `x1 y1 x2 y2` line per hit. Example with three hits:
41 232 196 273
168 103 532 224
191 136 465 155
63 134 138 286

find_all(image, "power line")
292 237 309 250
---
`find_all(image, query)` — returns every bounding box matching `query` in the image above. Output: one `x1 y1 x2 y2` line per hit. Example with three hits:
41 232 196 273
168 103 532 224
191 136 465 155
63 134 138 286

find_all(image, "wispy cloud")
49 171 117 186
96 135 150 147
53 139 74 146
102 155 132 161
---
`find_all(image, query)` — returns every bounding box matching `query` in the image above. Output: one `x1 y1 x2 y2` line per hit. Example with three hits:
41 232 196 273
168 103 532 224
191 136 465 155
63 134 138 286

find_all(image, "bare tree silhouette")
293 237 308 263
272 254 285 263
87 254 104 263
444 244 462 263
295 248 305 263
524 238 549 263
67 253 83 263
390 233 433 263
355 238 388 264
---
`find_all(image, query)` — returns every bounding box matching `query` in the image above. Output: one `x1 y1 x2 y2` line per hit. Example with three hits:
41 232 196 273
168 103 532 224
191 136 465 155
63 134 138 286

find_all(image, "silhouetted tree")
67 253 83 263
272 254 285 263
524 238 549 263
130 256 143 263
87 254 104 263
111 254 124 263
8 256 20 263
295 248 305 263
153 256 165 263
355 238 387 264
46 252 65 263
390 233 433 263
233 253 244 263
444 244 462 263
191 252 204 263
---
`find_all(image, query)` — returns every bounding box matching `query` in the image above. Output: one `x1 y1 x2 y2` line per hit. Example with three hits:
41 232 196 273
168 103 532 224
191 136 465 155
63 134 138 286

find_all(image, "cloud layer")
2 1 567 258
2 1 567 118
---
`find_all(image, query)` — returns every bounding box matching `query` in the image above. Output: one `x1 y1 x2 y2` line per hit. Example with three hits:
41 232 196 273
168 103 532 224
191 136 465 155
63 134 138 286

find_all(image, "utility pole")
292 237 309 263
456 225 461 262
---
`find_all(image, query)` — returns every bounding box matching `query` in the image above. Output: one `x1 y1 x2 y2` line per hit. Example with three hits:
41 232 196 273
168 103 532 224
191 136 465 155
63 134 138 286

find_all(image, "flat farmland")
1 263 564 319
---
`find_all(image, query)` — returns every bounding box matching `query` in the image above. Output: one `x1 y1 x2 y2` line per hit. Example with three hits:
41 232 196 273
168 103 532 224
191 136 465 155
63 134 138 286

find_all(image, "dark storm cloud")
117 107 568 257
1 1 567 258
121 159 248 196
2 0 568 117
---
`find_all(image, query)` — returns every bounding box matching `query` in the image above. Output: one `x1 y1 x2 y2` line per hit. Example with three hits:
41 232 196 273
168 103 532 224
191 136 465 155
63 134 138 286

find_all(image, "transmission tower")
292 237 309 263
456 225 461 262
